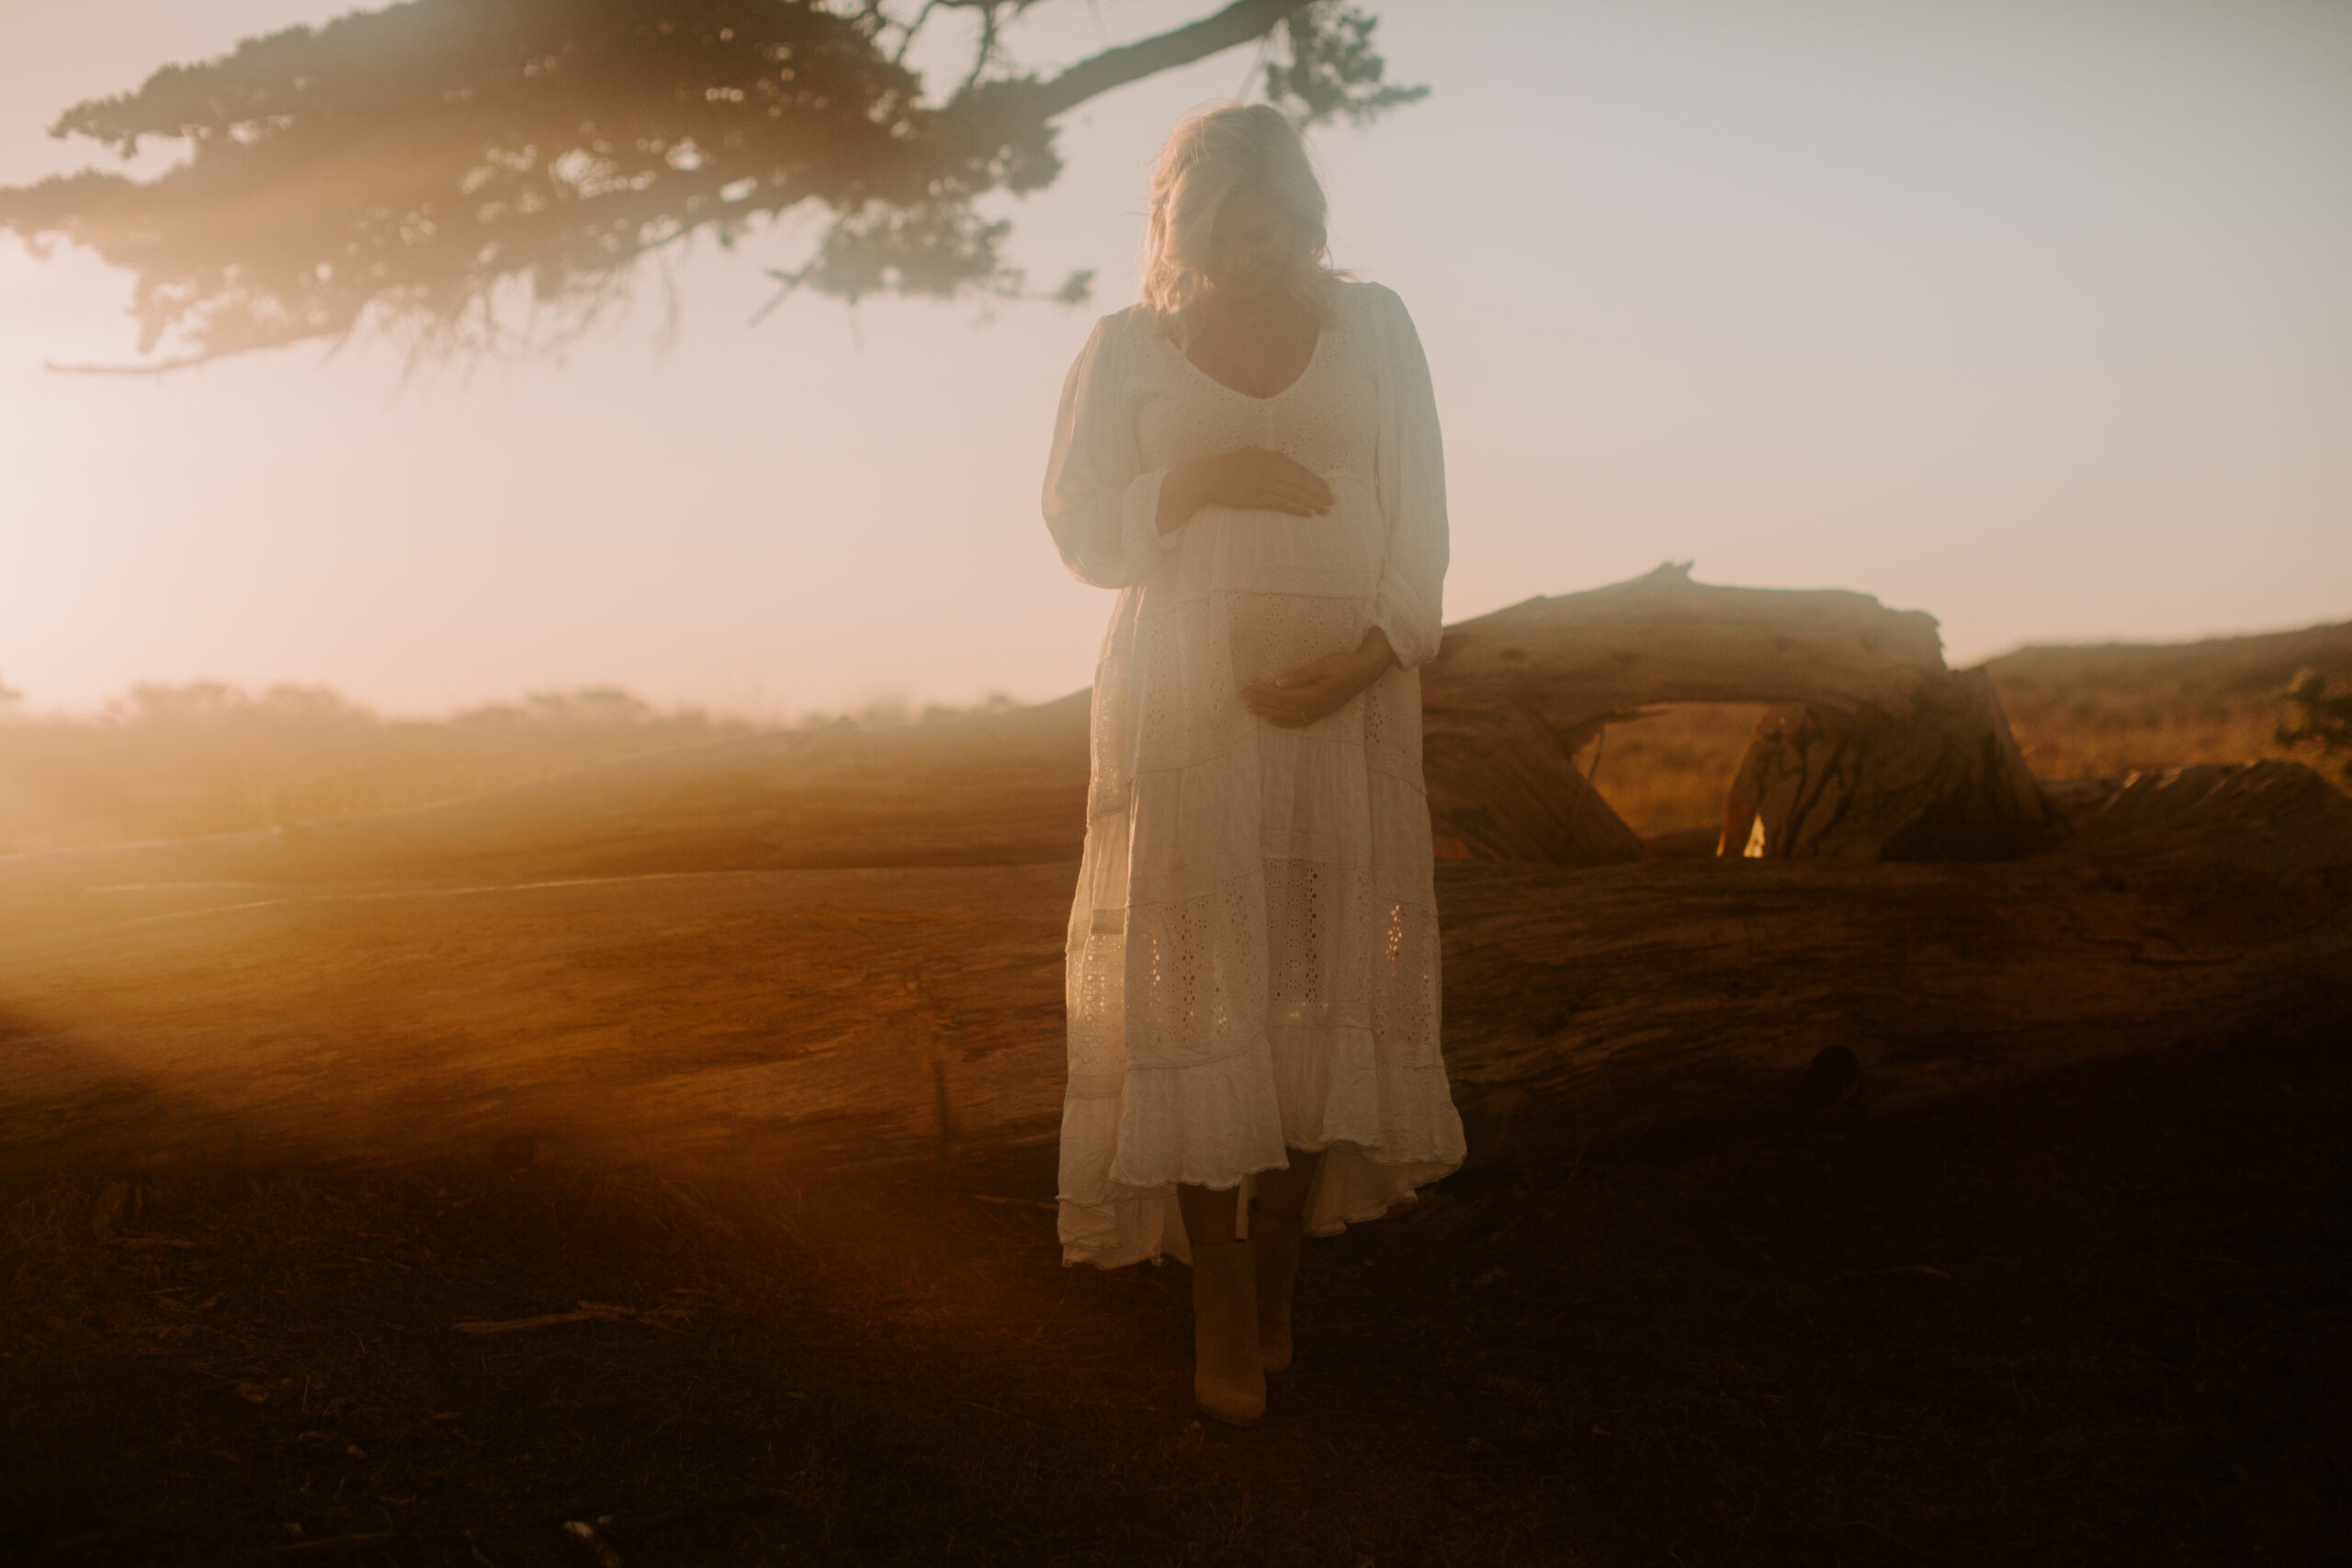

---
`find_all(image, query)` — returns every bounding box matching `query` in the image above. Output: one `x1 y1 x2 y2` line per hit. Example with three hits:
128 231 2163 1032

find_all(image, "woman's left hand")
1243 629 1397 728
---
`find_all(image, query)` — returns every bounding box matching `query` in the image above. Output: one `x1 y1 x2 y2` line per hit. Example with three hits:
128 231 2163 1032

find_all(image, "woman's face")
1198 185 1295 308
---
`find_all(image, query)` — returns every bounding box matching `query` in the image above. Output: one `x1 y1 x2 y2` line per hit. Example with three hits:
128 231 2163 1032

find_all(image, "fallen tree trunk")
3 762 2342 1183
1428 563 2056 860
1424 560 1950 739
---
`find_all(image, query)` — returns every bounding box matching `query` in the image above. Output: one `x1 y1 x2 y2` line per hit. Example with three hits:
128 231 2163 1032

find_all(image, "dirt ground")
5 1023 2344 1568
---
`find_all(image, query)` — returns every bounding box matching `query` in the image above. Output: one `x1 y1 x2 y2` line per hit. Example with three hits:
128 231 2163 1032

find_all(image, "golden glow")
3 0 2346 720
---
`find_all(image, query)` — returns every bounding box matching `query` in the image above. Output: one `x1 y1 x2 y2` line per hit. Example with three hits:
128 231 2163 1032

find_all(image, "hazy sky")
4 0 2347 718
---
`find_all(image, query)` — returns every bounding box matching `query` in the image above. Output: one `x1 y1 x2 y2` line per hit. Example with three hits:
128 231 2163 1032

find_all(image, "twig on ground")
562 1518 624 1567
453 1303 640 1337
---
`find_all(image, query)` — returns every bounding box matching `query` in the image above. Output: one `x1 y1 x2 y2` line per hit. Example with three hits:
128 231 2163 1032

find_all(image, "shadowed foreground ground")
4 1025 2344 1567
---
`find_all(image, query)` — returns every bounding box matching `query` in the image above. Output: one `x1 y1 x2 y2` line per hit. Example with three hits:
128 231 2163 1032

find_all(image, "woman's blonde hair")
1141 102 1341 337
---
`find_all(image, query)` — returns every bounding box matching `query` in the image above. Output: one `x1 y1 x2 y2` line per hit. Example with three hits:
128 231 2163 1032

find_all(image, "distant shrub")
2276 669 2352 780
0 683 761 853
0 682 1049 854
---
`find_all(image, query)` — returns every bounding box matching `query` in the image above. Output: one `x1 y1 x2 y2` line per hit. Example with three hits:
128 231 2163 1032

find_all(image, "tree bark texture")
1730 671 2056 862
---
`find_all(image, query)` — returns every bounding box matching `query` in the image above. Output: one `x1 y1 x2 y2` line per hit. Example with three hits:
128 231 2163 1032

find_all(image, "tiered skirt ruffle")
1057 1021 1466 1268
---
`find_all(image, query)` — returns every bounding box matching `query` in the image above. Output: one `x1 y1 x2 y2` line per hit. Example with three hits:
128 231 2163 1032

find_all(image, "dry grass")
0 684 755 855
1574 620 2352 842
1576 704 1767 840
1983 621 2352 784
0 683 1018 856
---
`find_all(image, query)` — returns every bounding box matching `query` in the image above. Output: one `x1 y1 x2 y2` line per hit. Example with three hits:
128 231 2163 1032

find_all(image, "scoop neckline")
1167 316 1328 403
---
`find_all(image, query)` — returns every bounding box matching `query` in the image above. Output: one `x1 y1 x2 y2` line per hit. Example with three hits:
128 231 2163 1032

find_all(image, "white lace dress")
1043 279 1467 1269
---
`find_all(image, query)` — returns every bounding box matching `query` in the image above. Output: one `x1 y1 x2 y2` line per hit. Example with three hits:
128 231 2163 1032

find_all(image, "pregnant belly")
1222 588 1374 691
1185 472 1381 602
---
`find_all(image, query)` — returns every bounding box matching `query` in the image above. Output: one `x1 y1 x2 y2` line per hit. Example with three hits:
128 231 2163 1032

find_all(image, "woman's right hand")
1159 447 1333 534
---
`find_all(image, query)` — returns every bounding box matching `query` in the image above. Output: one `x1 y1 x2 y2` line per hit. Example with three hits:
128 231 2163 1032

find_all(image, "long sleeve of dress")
1043 314 1180 590
1366 286 1450 671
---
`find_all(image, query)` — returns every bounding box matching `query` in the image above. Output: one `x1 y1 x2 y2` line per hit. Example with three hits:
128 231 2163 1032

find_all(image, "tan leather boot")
1251 1210 1303 1373
1189 1237 1266 1426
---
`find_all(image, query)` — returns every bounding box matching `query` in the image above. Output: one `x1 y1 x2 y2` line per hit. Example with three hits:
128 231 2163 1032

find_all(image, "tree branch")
1026 0 1315 119
5 0 1373 370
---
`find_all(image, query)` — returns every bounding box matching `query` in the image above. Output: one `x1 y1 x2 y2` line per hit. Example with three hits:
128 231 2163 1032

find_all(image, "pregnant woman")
1043 102 1466 1427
